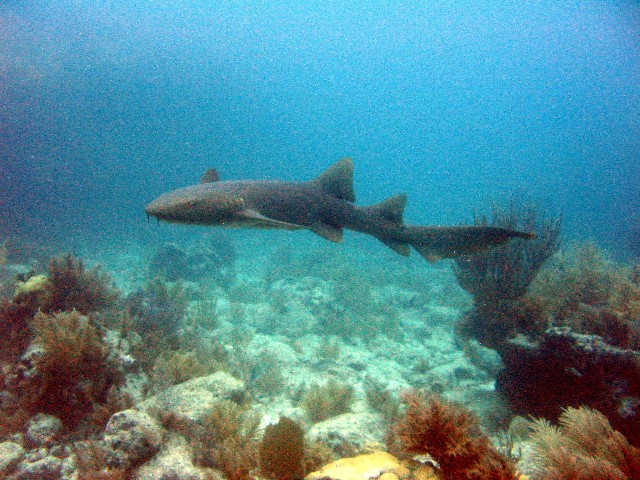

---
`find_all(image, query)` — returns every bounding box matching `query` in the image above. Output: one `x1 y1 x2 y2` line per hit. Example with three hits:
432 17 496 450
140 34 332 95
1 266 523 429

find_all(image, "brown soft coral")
387 390 518 480
0 254 118 367
0 298 35 362
259 417 306 480
39 254 119 315
527 406 640 480
11 310 124 429
453 202 561 350
529 242 640 349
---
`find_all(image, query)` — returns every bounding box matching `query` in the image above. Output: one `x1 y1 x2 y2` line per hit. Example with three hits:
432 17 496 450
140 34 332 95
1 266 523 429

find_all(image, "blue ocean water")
1 0 639 256
3 4 640 476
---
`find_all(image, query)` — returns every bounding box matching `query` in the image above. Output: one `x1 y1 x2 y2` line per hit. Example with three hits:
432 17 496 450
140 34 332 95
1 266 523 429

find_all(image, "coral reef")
525 406 640 479
0 253 119 363
305 451 418 480
0 241 8 268
364 377 401 423
7 310 125 429
268 271 401 341
0 298 35 363
200 400 261 480
453 202 561 350
149 234 237 285
104 409 164 470
529 242 640 349
301 379 355 423
307 412 385 459
0 252 131 448
125 276 188 337
6 237 638 479
244 350 286 397
387 390 518 480
150 349 224 392
39 254 119 315
124 276 190 374
493 243 640 444
497 327 640 446
259 417 305 480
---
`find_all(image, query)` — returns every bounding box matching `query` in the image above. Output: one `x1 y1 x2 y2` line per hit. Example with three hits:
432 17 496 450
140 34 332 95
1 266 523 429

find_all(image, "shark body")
145 158 534 261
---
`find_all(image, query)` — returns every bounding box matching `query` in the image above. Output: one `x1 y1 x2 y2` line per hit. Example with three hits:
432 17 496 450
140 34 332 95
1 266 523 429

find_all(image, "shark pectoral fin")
380 238 411 256
310 222 343 242
240 209 303 230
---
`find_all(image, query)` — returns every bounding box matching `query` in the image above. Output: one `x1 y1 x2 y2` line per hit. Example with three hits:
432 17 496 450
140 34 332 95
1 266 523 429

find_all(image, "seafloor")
0 231 639 479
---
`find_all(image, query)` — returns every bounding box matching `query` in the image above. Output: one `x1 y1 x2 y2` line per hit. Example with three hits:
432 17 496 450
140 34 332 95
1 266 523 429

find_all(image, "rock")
133 433 209 480
139 371 246 425
0 442 24 476
497 327 640 445
267 277 334 336
305 451 411 480
308 413 385 457
25 414 63 448
13 274 48 297
104 409 164 470
411 465 439 480
12 454 63 480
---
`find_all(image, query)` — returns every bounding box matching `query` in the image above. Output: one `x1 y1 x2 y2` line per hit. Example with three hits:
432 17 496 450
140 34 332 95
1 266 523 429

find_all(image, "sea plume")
527 406 640 480
387 390 518 480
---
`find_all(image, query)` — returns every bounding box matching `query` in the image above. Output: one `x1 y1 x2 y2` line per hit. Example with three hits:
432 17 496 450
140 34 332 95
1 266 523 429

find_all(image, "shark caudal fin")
367 194 412 256
406 225 535 262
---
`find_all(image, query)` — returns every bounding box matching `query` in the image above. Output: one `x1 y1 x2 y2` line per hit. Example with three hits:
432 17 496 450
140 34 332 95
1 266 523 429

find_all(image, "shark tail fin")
313 158 356 202
407 225 535 262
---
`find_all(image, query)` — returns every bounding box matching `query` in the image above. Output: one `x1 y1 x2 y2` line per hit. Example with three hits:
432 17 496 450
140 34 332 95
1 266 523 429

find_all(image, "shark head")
145 184 245 225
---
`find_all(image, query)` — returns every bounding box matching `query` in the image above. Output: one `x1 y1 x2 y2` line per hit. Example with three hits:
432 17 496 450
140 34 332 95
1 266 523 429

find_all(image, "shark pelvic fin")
380 239 411 256
200 169 220 183
309 222 343 242
313 158 356 202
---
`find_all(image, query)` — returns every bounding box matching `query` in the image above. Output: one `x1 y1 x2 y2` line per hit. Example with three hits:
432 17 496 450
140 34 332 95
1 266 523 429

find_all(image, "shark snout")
144 201 160 219
144 197 173 222
145 190 201 223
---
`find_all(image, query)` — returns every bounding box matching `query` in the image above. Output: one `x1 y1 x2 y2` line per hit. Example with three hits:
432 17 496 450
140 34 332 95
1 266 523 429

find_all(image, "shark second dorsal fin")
368 193 407 225
313 158 355 202
200 169 220 184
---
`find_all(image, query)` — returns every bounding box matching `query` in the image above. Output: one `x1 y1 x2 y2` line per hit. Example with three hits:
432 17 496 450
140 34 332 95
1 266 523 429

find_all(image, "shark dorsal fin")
313 158 355 202
200 169 220 184
369 193 407 225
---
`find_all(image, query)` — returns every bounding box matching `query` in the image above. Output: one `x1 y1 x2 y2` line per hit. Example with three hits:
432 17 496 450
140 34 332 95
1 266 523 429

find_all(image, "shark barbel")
145 158 534 261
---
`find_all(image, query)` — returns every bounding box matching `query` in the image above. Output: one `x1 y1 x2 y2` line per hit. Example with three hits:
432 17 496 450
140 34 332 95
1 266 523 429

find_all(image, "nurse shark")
145 158 534 261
